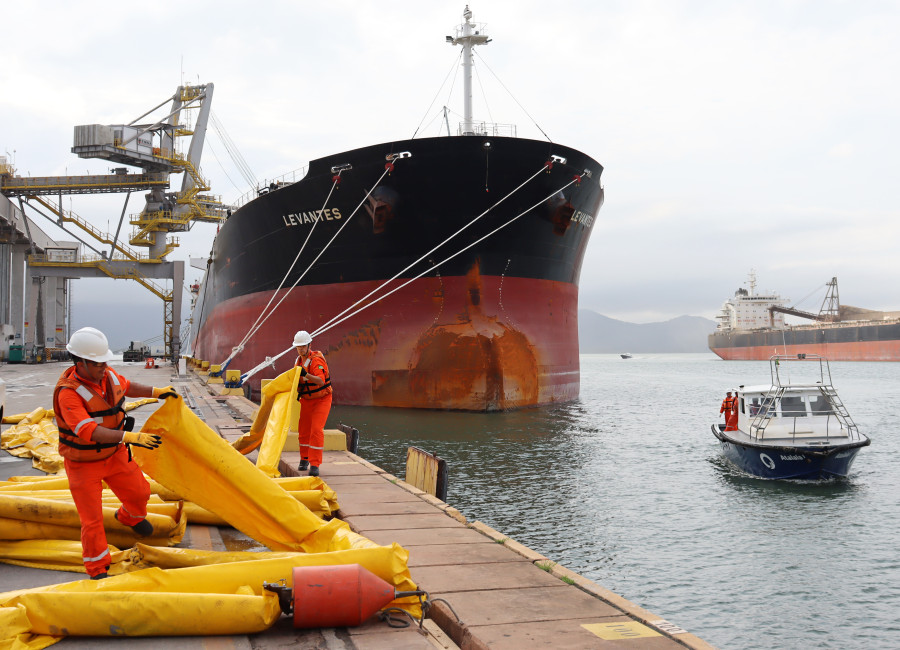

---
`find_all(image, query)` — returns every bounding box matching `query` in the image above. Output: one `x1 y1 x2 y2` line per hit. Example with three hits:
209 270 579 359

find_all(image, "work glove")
152 385 179 399
122 431 162 450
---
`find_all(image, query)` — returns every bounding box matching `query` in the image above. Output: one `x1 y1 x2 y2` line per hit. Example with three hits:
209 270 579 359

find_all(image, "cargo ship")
708 272 900 361
187 8 605 410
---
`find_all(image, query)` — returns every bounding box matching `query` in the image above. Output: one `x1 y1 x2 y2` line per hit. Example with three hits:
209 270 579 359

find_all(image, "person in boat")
720 391 735 419
720 391 739 431
293 330 333 477
54 326 179 580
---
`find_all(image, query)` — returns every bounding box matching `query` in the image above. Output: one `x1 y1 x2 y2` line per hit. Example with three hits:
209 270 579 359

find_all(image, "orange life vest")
720 396 736 413
295 350 333 400
53 366 127 461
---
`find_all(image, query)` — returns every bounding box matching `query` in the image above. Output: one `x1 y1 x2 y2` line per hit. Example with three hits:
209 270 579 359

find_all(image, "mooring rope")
312 161 549 339
214 171 344 372
238 165 585 384
313 172 585 340
236 160 402 382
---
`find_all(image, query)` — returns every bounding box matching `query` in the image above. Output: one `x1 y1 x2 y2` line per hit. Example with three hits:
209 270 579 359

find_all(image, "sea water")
329 353 900 649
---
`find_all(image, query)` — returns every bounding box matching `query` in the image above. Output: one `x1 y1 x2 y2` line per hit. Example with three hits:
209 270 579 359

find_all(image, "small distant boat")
620 353 632 359
711 354 870 479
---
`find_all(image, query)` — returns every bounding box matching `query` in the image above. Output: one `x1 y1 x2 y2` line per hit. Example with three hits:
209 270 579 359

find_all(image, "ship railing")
457 121 516 137
230 165 310 211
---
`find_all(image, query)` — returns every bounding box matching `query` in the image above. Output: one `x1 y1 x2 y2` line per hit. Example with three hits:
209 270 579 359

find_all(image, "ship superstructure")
714 270 788 332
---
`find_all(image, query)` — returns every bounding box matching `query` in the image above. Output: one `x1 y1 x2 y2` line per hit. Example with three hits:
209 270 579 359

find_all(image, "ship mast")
447 6 491 136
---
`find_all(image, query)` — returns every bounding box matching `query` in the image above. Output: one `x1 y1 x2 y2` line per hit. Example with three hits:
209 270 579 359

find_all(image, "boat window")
749 397 762 415
779 395 807 417
740 397 745 414
809 394 833 414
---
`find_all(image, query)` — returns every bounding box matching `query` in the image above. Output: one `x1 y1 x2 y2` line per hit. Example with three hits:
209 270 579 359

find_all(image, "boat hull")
189 135 603 410
711 425 869 479
709 321 900 361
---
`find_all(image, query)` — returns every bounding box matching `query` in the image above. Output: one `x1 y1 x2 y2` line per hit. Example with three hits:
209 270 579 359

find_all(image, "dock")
0 360 714 648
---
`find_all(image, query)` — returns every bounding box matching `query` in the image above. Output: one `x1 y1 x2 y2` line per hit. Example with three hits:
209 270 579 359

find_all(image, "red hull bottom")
192 270 580 411
711 341 900 361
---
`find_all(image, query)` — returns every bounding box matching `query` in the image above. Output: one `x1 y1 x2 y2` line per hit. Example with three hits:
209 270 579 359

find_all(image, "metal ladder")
818 385 859 438
748 386 783 438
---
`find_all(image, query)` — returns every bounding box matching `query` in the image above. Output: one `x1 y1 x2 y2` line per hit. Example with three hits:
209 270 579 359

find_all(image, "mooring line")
217 171 345 370
313 172 585 340
312 161 549 339
236 160 403 383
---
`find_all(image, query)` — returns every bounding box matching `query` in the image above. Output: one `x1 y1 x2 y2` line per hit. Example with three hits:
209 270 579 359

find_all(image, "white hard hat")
292 330 312 346
67 327 115 362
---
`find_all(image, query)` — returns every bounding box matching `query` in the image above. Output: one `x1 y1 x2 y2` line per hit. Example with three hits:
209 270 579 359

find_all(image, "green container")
8 344 24 363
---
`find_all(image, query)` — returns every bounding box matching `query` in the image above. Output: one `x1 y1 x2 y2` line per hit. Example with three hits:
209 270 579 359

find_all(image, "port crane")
0 83 227 359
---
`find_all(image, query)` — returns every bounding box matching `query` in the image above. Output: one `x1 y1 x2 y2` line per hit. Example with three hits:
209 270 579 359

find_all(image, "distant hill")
578 310 717 353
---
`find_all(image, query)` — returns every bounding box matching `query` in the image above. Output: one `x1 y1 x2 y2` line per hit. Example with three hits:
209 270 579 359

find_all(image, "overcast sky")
3 1 898 348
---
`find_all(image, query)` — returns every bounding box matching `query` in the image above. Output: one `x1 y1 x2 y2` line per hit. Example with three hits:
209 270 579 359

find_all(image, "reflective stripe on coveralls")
53 366 126 461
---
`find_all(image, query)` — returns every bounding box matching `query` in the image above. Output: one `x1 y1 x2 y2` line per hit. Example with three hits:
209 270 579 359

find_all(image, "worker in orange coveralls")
54 326 179 580
720 391 739 431
293 330 332 477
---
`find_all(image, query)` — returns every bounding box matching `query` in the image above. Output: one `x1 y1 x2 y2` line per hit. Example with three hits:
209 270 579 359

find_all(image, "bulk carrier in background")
709 272 900 361
188 7 605 410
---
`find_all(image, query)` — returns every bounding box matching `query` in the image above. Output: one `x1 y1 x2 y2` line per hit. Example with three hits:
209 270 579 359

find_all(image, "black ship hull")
189 135 604 410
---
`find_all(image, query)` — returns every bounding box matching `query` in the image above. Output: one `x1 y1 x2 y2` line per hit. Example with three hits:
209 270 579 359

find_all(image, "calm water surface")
328 353 900 649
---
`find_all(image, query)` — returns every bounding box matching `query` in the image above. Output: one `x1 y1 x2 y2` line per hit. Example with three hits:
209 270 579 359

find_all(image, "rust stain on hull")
371 263 538 411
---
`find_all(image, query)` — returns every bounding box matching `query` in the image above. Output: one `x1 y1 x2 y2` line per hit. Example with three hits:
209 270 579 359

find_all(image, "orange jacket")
295 350 333 400
53 365 129 461
720 396 736 414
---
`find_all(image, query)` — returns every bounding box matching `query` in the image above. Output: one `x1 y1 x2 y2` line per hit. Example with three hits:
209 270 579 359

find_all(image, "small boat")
711 354 870 479
620 353 632 359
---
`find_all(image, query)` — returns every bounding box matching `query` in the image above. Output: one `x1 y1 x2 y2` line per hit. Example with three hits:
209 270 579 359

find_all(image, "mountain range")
578 310 717 353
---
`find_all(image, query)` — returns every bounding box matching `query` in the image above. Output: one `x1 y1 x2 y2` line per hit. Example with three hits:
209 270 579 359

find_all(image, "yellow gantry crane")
0 83 228 359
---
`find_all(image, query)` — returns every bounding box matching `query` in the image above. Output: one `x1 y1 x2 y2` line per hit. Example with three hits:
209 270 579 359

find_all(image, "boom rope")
238 162 399 383
312 162 549 339
313 172 586 340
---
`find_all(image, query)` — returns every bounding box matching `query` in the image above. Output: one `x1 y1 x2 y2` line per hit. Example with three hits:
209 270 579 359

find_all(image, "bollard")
221 369 244 395
207 364 223 383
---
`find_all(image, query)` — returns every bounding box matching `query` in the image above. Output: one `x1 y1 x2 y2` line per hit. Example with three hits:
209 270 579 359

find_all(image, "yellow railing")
30 197 145 262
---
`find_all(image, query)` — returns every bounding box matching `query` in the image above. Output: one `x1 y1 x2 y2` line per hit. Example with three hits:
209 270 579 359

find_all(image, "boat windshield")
809 394 834 414
779 395 808 417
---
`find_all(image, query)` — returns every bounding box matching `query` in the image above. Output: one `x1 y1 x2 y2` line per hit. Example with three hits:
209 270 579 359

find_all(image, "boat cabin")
735 383 852 441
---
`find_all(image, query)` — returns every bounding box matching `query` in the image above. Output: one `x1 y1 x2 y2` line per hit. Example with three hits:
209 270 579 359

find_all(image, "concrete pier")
0 360 714 648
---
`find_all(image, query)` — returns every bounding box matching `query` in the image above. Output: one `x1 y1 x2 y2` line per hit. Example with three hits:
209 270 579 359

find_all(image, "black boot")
115 510 154 536
298 460 310 471
309 466 319 477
